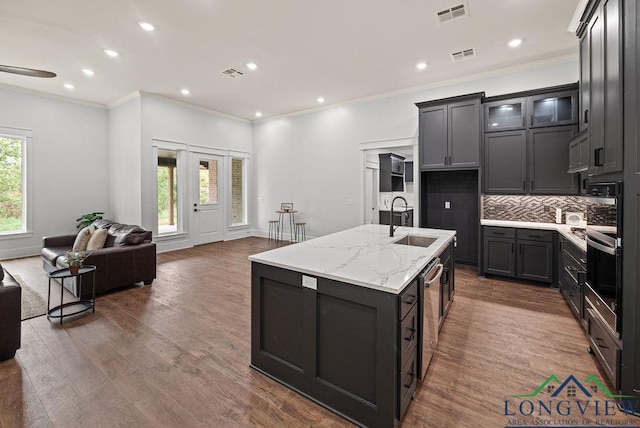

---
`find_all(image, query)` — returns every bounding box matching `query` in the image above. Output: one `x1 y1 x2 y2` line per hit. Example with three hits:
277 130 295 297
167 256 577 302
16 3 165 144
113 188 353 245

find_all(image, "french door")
192 153 224 245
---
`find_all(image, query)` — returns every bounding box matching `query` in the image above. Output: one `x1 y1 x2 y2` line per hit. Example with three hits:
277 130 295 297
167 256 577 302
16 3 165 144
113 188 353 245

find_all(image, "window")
0 134 26 234
230 157 247 226
157 148 181 235
199 159 218 205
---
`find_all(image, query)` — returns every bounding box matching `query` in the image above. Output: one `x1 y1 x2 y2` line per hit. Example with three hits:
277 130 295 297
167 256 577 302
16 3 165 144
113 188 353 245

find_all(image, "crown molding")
0 82 106 109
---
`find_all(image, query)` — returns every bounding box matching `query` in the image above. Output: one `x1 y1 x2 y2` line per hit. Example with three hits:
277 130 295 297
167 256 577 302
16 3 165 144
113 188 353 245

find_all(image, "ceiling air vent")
436 3 468 23
220 67 245 78
450 48 476 62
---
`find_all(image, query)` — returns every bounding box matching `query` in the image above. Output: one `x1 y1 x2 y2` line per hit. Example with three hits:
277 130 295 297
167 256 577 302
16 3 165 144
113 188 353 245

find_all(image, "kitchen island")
250 224 456 427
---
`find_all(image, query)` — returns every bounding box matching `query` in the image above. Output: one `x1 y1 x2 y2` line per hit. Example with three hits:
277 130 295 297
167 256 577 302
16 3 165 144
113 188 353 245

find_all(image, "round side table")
47 265 97 324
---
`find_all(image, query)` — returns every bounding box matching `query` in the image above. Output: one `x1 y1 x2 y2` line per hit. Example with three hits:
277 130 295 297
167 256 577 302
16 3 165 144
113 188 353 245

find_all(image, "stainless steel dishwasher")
418 257 444 380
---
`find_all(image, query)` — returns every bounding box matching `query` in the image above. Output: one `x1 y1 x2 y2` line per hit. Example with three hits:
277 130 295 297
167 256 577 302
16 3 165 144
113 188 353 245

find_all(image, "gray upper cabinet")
528 91 578 128
529 125 579 194
581 0 623 175
484 98 526 132
484 130 527 194
417 93 483 171
483 84 579 195
579 34 590 131
568 128 589 173
419 105 447 169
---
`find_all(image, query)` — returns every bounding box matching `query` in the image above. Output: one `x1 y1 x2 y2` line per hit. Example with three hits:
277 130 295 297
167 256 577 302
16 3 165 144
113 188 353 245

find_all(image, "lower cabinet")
482 227 554 283
557 235 587 327
439 241 455 329
251 260 433 427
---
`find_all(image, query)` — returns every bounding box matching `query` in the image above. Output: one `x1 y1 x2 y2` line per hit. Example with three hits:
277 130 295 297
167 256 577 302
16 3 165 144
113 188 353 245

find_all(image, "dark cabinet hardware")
594 148 604 166
494 231 506 236
531 180 534 190
584 109 589 124
522 181 526 190
529 234 542 238
404 328 416 342
403 295 417 305
404 372 416 389
511 243 514 252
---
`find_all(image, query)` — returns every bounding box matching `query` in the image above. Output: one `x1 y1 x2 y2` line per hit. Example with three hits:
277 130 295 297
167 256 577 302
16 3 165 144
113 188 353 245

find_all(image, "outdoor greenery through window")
0 136 25 233
157 149 179 234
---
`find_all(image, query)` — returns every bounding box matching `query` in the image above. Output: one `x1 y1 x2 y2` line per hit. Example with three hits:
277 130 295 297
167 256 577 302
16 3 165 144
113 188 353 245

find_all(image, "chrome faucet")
390 196 408 237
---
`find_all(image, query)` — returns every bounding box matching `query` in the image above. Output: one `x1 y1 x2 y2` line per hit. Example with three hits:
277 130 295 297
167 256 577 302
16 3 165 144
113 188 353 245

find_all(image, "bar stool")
294 222 306 242
268 220 280 243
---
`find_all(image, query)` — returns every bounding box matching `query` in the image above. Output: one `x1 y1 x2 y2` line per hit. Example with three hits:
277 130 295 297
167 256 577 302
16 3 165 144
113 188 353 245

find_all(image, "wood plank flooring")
1 237 638 427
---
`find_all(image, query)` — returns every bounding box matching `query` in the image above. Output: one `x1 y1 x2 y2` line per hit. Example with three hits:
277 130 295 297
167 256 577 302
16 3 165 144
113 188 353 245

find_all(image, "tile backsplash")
482 195 616 226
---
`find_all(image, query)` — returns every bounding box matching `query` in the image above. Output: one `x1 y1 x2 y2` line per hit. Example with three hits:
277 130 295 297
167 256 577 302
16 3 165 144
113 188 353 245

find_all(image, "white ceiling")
0 0 580 120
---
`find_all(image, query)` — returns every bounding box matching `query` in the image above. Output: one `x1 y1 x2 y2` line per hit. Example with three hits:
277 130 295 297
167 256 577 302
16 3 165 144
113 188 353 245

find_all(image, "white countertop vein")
249 224 456 294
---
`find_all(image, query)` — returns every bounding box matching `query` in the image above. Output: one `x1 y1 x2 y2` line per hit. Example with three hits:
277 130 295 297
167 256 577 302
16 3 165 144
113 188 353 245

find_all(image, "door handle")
194 208 198 212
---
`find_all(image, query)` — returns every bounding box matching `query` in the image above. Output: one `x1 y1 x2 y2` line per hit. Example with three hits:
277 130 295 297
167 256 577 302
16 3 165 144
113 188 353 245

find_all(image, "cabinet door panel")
484 99 526 132
579 34 590 131
483 236 515 277
529 91 578 128
517 240 554 283
529 125 579 194
449 100 480 168
420 106 447 169
484 131 527 194
602 0 623 173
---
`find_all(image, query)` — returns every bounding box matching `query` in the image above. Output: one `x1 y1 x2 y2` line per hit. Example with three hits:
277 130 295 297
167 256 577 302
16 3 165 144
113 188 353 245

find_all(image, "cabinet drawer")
516 229 554 242
398 349 418 421
561 275 581 318
483 226 515 239
399 280 418 320
399 303 418 369
586 308 620 390
563 239 586 267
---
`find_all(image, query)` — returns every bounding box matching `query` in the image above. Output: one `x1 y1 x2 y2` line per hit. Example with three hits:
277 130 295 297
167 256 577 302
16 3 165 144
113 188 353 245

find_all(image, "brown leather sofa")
42 220 156 298
0 264 21 361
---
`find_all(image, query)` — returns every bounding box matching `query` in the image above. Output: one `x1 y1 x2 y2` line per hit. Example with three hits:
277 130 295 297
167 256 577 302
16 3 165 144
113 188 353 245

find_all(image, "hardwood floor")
0 237 637 427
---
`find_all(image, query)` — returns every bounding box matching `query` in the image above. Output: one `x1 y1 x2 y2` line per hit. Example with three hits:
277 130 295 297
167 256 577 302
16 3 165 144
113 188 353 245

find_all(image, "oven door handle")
586 236 616 256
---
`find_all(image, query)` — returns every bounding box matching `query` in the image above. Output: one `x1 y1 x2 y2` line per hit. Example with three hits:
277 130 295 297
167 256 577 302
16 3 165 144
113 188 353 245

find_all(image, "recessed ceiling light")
81 68 94 76
181 89 190 95
317 97 325 104
64 83 74 90
104 49 119 58
255 112 262 117
508 39 522 48
138 21 155 32
246 62 258 70
416 62 428 70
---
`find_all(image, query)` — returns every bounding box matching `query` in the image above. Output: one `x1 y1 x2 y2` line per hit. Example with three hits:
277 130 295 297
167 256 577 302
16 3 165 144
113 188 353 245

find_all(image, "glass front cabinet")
528 91 578 128
484 98 526 132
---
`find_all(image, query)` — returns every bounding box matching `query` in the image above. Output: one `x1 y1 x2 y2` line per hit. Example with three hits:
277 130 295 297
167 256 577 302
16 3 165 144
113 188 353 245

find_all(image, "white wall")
138 94 253 251
253 59 580 238
0 87 108 258
108 97 141 225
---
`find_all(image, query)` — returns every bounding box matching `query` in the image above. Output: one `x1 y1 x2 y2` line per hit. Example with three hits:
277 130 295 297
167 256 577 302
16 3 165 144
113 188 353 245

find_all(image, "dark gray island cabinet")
249 224 456 427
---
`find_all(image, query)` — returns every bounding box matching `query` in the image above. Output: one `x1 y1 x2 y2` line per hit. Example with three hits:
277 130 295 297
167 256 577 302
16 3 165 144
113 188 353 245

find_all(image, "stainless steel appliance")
418 258 444 380
584 182 622 389
584 181 622 336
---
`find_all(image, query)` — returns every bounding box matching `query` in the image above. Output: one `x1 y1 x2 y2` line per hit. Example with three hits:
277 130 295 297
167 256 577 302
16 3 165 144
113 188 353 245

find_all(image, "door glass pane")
0 136 24 233
532 96 573 126
487 103 523 129
199 159 218 205
157 149 178 234
231 158 245 224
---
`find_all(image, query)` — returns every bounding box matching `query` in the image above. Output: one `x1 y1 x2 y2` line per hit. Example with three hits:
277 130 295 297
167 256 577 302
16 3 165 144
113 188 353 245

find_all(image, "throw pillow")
72 225 94 251
86 227 108 250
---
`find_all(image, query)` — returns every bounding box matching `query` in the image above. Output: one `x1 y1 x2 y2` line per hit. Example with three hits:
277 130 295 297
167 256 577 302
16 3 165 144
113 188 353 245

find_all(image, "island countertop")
249 224 456 294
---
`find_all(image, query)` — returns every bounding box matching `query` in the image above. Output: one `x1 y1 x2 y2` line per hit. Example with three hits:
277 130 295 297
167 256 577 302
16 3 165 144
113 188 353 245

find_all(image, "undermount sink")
393 235 438 248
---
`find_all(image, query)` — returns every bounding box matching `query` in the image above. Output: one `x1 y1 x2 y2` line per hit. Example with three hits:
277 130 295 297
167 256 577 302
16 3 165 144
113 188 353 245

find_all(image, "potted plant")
76 212 104 230
64 250 89 274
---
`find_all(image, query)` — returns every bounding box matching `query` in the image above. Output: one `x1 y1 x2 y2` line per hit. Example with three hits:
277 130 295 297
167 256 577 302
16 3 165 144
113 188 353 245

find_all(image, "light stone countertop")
249 224 456 294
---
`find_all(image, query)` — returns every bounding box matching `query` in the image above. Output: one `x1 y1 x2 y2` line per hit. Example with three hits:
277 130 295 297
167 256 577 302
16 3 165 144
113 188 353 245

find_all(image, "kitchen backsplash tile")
482 195 615 226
